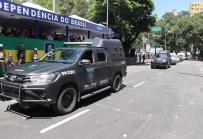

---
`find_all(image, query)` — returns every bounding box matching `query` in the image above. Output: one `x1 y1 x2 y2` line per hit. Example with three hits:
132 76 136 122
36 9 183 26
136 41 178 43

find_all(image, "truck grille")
4 73 30 83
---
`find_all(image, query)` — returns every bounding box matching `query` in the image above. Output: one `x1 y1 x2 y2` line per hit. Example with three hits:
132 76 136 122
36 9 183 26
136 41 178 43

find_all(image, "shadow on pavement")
4 84 127 119
179 72 203 78
78 84 126 108
5 103 57 119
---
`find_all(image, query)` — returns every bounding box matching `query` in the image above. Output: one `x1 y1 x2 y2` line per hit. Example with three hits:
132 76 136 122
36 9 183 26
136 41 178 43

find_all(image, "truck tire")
52 86 77 115
111 74 122 92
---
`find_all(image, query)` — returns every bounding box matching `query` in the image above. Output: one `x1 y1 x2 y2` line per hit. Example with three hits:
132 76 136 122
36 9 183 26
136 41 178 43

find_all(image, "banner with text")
0 0 110 33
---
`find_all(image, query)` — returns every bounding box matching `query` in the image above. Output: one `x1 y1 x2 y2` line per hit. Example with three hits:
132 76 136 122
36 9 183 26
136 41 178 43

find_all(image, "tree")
155 12 192 52
56 0 74 15
154 11 203 57
11 0 28 4
87 0 155 55
71 0 88 18
35 0 52 11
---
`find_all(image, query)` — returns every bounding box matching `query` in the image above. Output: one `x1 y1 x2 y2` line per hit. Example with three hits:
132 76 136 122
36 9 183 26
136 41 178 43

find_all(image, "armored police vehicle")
0 38 126 114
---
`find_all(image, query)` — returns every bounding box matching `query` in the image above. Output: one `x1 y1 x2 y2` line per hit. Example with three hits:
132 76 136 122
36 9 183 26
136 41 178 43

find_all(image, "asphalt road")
0 61 203 139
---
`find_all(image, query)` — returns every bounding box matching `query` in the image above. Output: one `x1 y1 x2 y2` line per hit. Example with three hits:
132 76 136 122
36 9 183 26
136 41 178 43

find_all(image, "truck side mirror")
80 59 91 65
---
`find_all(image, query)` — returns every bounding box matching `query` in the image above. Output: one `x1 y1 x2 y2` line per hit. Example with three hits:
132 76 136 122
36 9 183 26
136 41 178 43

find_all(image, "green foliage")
71 0 88 18
11 0 28 4
12 0 87 17
56 0 74 15
35 0 52 11
87 0 155 54
155 11 203 53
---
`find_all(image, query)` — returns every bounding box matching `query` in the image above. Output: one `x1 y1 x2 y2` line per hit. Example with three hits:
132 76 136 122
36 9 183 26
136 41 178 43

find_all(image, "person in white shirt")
32 48 38 62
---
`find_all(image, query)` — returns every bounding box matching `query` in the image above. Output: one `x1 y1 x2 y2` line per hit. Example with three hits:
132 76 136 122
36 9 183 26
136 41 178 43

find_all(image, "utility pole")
53 0 55 12
142 34 145 48
165 30 167 50
106 0 109 28
165 23 169 50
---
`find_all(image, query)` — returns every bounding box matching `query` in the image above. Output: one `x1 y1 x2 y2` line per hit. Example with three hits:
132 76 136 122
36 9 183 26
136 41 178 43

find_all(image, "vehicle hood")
6 62 71 76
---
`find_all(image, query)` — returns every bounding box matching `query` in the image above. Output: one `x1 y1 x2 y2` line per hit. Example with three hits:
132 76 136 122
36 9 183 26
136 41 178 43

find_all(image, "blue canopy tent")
0 0 112 39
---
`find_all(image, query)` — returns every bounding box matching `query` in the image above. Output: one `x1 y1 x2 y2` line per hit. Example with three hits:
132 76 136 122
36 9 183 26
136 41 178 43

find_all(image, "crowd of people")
1 37 86 68
6 45 39 68
0 26 86 42
0 25 89 68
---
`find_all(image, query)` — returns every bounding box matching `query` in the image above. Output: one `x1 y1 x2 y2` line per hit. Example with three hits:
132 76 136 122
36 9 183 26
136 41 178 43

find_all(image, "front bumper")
151 62 167 67
171 61 177 65
0 80 53 105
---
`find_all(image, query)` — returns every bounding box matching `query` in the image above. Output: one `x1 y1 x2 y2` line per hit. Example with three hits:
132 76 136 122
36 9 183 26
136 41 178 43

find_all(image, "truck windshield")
40 49 81 64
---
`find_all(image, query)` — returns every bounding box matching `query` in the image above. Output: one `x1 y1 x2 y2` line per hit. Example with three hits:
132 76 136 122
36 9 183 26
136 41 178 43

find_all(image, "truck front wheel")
53 86 77 115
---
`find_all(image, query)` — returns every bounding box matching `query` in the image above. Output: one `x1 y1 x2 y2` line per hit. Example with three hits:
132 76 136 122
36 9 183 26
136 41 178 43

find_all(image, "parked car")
170 53 178 65
151 51 171 69
0 38 127 114
187 52 192 60
178 52 186 61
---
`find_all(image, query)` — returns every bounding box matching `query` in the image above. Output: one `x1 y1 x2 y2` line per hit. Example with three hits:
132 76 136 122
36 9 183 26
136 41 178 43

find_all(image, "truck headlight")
30 73 58 83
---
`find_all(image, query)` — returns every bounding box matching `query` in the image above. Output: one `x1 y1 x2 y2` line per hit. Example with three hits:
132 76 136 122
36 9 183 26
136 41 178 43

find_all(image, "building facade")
190 1 203 15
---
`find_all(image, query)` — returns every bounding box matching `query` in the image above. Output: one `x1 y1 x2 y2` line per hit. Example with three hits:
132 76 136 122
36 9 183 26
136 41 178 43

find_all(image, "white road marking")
190 102 195 105
133 81 145 88
117 109 121 112
129 99 134 103
174 115 179 119
178 105 182 107
169 131 177 136
96 121 101 124
158 72 163 75
40 109 90 134
123 134 128 138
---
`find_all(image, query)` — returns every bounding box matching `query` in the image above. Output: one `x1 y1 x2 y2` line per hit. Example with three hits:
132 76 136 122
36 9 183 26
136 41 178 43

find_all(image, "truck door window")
81 50 93 63
96 50 107 62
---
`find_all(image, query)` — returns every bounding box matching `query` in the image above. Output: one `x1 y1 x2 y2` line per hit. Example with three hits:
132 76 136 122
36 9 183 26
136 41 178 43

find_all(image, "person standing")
32 48 38 62
142 53 146 63
139 53 142 63
17 44 25 65
0 44 6 76
7 52 16 68
0 44 5 60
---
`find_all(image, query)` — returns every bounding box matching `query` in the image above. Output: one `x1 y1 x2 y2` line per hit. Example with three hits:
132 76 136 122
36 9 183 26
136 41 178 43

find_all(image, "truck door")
78 50 98 92
95 49 111 87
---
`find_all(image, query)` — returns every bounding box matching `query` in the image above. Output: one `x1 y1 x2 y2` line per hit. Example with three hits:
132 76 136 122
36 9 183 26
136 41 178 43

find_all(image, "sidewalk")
127 58 151 66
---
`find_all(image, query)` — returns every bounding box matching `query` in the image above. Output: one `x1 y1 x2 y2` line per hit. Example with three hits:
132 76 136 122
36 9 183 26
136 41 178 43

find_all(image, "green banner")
0 36 63 50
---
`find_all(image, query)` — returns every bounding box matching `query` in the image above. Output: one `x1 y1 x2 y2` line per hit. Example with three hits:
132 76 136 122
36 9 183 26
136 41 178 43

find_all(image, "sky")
154 0 203 17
